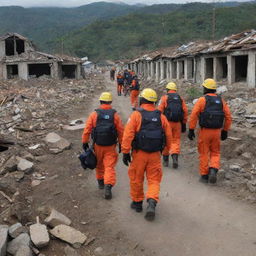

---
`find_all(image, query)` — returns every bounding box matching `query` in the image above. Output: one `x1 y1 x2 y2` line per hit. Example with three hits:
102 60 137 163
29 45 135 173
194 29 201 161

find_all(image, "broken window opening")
172 62 177 79
5 36 25 56
7 64 18 79
216 57 227 81
28 64 51 78
62 65 77 79
205 58 214 78
235 55 248 82
187 58 194 79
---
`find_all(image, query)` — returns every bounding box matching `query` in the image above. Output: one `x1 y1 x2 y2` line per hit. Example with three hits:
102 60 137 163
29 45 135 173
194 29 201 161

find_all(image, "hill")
52 2 256 61
0 2 140 49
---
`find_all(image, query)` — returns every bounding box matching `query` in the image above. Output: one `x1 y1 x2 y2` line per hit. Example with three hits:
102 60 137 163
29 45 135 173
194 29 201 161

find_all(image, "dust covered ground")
0 73 256 256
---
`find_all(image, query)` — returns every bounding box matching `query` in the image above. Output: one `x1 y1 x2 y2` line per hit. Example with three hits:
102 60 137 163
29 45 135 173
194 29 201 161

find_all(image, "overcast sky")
0 0 228 7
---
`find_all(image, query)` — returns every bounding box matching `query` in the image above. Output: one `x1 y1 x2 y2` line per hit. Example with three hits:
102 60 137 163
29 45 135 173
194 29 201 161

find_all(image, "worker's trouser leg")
128 150 162 202
130 90 139 108
117 84 123 95
198 128 221 176
94 144 118 186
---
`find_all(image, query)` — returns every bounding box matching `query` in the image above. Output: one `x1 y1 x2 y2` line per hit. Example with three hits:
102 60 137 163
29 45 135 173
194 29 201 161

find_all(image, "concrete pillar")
201 57 206 82
156 61 160 82
247 52 256 88
227 55 235 84
184 59 188 80
18 62 28 80
150 61 154 79
76 64 81 79
51 62 59 79
160 59 164 81
147 62 150 79
169 60 173 80
177 61 182 79
2 64 7 79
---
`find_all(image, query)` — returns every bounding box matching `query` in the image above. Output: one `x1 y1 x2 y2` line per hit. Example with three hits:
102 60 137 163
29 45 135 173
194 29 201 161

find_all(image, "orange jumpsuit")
82 104 124 185
158 90 188 155
116 74 124 95
189 93 232 175
122 104 172 202
130 79 140 109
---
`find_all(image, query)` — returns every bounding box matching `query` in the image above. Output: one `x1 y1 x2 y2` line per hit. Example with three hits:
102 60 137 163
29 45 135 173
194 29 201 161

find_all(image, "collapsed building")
127 30 256 88
0 33 83 80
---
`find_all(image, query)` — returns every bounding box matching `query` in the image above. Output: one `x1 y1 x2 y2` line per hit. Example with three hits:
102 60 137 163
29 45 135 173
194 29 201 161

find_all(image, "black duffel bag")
79 147 97 170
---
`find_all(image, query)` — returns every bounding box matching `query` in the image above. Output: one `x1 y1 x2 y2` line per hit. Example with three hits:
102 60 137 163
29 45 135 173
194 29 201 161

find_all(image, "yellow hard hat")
166 82 177 91
140 88 158 102
202 79 217 90
99 92 112 102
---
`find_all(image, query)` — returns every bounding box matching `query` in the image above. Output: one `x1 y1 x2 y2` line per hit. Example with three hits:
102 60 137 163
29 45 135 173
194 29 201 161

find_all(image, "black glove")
118 143 122 154
123 153 131 166
188 129 195 140
83 143 89 151
181 123 186 133
221 130 228 141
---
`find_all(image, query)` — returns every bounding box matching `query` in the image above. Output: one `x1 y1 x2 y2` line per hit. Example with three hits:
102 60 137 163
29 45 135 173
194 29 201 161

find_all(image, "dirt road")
31 74 256 256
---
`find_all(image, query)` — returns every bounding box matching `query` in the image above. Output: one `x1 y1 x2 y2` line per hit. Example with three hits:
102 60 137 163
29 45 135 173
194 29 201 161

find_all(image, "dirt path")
31 74 256 256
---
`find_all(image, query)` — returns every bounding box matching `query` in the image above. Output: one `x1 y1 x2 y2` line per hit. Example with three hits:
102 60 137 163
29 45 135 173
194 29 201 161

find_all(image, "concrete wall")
18 62 28 80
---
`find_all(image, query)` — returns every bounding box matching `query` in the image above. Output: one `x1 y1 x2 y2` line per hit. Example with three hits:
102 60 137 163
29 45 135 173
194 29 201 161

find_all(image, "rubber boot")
97 179 104 190
104 184 112 200
172 154 178 169
163 155 169 167
199 175 209 183
130 201 143 212
145 198 157 221
208 168 218 184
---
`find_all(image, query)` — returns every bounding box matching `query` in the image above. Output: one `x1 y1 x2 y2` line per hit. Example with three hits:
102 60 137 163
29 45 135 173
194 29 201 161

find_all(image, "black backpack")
199 95 225 129
132 109 165 153
164 93 184 122
92 109 117 146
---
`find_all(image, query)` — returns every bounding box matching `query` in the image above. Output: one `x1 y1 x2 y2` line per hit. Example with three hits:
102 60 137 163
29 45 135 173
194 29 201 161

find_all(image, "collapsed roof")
131 29 256 62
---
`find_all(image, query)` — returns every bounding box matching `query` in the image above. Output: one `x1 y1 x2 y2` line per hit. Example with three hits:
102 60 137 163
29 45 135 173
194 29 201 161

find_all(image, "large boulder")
7 233 31 255
29 218 49 248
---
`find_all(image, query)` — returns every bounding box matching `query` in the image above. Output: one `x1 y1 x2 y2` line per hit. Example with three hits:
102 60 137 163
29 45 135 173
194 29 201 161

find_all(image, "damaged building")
128 30 256 88
0 33 83 80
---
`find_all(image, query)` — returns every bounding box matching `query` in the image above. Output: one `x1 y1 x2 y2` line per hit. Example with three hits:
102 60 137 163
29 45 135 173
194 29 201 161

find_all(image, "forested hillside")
52 2 256 61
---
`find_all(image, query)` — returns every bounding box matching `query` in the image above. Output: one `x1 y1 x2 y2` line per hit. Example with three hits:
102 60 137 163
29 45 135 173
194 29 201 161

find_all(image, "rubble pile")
0 209 88 256
0 75 105 248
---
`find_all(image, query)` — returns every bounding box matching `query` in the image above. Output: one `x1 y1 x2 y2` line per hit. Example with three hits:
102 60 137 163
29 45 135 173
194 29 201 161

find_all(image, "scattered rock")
30 217 50 248
45 209 71 227
229 164 241 172
246 102 256 115
31 180 41 187
50 225 87 247
94 247 104 256
9 223 26 239
242 152 252 159
217 85 228 94
0 225 8 256
7 233 31 255
3 156 17 173
45 132 71 153
217 169 225 181
64 245 80 256
17 158 34 173
15 245 33 256
247 180 256 193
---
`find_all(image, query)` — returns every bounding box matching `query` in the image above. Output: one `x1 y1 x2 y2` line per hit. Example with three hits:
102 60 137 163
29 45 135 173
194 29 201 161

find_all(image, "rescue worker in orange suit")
82 92 124 199
130 75 140 110
122 88 172 221
158 82 188 168
188 79 232 184
116 72 124 96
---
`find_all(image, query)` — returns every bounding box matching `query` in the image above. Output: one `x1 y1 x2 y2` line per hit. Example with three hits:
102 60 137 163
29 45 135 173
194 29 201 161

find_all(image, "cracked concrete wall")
247 52 256 88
